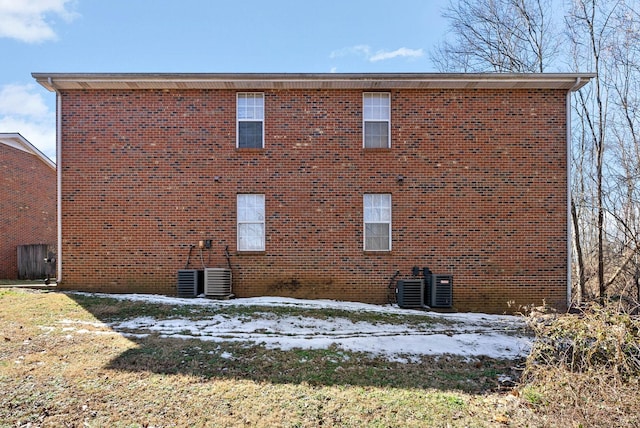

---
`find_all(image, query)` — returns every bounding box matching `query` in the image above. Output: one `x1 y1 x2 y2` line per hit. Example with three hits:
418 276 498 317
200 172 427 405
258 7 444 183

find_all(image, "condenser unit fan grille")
177 269 199 298
204 268 232 298
396 279 424 309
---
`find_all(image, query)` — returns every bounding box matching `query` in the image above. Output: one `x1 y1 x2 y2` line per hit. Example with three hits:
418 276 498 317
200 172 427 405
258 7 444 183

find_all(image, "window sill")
363 147 392 152
235 148 265 152
363 250 393 256
236 251 266 256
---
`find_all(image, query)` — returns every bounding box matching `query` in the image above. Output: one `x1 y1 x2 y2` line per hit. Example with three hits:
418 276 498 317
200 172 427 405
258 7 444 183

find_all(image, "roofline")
32 72 595 92
0 132 56 170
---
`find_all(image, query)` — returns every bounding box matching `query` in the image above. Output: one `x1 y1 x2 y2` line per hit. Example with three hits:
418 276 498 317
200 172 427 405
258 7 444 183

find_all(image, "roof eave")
0 132 56 169
32 72 595 92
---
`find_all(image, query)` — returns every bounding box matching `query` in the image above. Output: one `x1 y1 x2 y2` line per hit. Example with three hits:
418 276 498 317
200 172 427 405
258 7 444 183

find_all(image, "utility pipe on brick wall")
567 77 581 308
52 77 63 284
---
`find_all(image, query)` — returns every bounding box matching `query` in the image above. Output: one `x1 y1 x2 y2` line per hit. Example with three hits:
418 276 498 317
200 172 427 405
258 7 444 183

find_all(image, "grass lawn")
0 287 620 427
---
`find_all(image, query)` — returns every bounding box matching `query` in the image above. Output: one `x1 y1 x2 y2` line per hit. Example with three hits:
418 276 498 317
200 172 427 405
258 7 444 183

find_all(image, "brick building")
33 73 592 313
0 133 56 279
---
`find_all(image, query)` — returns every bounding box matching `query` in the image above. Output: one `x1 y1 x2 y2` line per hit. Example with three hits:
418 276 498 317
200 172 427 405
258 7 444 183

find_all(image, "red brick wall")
58 88 568 313
0 144 57 278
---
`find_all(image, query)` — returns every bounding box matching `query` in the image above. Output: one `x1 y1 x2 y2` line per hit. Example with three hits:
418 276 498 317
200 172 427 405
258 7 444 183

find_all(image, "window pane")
364 121 389 148
364 93 390 120
238 194 264 221
238 223 265 251
238 94 264 120
239 121 263 148
364 194 391 221
365 223 390 251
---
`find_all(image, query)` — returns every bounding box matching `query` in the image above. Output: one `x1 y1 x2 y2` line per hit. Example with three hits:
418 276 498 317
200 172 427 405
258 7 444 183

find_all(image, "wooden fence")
17 244 56 280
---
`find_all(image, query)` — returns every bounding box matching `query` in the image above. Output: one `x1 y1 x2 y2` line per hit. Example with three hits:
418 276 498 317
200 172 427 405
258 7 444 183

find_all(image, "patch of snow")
60 319 107 328
64 292 531 361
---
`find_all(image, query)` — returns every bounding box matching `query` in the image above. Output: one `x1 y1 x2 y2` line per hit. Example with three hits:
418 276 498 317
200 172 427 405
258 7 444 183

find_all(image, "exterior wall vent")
396 279 424 309
431 274 453 308
177 269 200 298
204 268 233 298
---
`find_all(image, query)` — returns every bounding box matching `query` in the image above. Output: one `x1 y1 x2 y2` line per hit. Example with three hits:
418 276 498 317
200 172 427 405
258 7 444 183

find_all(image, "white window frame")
236 93 264 149
363 194 392 251
363 92 391 148
237 194 265 251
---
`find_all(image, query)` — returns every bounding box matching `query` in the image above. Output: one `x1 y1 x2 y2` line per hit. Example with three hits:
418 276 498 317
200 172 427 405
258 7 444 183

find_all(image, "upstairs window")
363 93 390 148
363 194 391 251
237 194 265 251
237 93 264 148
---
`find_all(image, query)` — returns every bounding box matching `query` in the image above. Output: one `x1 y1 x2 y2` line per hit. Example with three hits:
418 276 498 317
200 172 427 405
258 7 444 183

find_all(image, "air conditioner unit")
204 268 232 299
431 274 453 308
177 269 200 298
396 279 424 309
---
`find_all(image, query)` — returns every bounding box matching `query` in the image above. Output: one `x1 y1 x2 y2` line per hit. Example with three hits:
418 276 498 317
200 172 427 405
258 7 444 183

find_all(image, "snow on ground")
64 292 532 362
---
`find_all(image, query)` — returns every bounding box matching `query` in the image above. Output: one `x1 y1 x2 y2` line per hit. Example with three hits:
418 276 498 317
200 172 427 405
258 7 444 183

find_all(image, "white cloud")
330 44 372 59
330 45 424 63
0 0 78 43
0 83 56 161
369 47 424 62
0 83 50 117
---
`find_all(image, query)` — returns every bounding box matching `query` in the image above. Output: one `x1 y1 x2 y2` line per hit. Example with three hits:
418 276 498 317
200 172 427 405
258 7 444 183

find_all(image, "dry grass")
518 369 640 427
3 288 635 427
520 304 640 428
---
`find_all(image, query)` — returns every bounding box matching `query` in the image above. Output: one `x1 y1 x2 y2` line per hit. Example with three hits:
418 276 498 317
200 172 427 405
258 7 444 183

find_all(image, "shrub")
524 303 640 380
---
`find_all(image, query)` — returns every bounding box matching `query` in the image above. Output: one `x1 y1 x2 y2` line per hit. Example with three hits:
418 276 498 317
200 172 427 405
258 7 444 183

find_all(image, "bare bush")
524 304 640 380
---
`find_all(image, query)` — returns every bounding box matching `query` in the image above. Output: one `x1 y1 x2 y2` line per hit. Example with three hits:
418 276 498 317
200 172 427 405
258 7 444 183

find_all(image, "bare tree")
604 3 640 306
568 0 608 302
567 0 640 303
431 0 561 72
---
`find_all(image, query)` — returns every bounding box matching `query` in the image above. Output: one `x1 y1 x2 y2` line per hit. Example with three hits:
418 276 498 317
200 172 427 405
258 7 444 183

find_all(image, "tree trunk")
571 198 587 301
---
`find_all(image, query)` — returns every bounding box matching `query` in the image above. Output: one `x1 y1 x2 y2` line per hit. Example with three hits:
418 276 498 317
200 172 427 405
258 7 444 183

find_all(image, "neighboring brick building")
0 133 56 279
33 73 592 313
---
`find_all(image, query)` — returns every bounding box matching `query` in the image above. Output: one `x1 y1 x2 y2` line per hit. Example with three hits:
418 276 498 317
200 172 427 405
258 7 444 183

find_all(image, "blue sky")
0 0 449 161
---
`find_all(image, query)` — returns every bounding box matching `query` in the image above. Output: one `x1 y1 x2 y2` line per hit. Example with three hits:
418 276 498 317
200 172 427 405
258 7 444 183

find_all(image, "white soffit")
32 72 595 92
0 133 55 169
